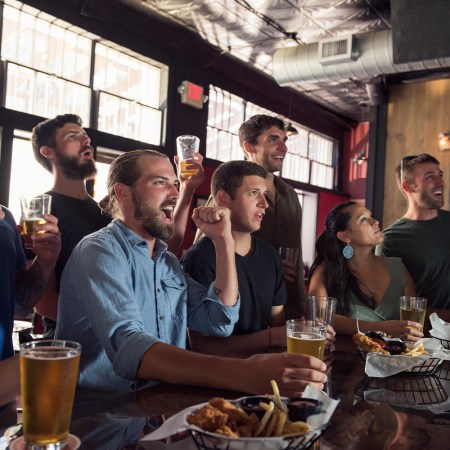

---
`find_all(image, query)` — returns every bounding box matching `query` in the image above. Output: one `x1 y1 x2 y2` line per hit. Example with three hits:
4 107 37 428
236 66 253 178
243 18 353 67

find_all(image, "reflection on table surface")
1 336 450 449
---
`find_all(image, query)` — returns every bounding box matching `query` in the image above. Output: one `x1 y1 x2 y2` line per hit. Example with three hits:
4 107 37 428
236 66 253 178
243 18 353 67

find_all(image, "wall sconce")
438 131 450 151
285 122 298 136
352 149 367 165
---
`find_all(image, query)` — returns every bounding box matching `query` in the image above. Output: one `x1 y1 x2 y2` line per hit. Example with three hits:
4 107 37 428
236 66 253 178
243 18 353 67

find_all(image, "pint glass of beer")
20 193 52 249
176 135 200 178
286 319 326 360
20 340 81 449
400 296 427 332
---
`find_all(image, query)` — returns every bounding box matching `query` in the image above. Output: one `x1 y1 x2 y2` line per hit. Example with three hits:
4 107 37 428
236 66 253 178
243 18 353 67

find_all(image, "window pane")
8 132 54 223
206 85 245 161
98 92 162 144
5 63 91 119
1 4 91 85
310 162 335 189
94 43 161 108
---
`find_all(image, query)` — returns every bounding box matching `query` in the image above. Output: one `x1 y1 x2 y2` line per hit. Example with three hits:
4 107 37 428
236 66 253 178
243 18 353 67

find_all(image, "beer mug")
20 193 52 249
20 340 81 449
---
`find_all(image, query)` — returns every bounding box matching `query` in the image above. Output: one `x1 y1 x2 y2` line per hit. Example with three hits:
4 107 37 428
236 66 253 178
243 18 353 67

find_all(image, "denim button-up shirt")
56 220 240 393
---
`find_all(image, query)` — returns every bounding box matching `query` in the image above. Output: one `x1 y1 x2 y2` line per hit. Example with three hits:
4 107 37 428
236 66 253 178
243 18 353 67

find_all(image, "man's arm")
166 153 205 254
192 207 238 307
136 341 327 397
188 323 288 358
15 214 60 316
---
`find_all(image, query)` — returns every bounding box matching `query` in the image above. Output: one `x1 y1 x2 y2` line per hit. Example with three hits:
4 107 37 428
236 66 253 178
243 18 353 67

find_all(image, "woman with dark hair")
308 201 423 341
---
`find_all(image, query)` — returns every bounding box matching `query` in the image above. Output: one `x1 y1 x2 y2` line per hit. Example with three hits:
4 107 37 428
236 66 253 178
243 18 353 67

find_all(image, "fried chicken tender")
186 404 228 432
209 397 248 424
353 333 389 355
187 398 260 438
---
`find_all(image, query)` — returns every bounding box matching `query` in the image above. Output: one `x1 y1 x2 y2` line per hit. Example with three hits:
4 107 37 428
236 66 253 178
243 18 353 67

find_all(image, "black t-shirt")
48 192 111 290
181 236 287 335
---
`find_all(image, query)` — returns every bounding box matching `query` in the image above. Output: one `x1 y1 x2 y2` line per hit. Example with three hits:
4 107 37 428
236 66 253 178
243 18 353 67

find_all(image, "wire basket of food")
353 333 446 377
186 382 337 450
140 382 338 449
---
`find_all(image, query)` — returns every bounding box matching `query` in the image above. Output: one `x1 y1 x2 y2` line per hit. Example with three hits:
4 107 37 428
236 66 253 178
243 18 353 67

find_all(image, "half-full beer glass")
20 340 81 449
286 319 326 360
20 193 52 249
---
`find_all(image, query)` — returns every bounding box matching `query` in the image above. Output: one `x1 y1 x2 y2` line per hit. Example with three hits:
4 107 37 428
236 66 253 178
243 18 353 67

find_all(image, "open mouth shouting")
161 203 176 223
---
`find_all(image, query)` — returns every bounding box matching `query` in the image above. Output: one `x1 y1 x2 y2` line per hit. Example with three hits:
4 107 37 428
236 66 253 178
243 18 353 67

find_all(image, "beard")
132 190 175 240
56 151 97 180
418 189 444 209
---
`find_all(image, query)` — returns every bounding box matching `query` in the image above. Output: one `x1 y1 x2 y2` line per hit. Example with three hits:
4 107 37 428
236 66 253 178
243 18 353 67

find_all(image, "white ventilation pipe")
273 29 450 85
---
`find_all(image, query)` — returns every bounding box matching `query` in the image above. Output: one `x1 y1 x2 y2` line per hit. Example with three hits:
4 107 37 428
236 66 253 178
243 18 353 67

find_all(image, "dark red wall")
342 122 370 203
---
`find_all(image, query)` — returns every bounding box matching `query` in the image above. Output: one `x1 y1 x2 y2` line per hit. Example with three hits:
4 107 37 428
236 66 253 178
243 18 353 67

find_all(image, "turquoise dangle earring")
343 241 354 259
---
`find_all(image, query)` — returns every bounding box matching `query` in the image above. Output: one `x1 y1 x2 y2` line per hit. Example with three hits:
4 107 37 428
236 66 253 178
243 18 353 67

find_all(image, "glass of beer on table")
20 193 52 249
20 340 81 449
286 319 327 360
176 135 200 179
400 296 427 332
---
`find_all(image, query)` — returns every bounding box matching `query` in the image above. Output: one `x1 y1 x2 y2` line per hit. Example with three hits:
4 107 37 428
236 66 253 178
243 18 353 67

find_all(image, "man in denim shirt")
56 150 327 395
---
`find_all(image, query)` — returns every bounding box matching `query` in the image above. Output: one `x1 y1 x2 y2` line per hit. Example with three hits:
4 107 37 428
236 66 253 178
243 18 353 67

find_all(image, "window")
1 0 167 144
94 43 166 142
206 84 337 190
8 130 53 223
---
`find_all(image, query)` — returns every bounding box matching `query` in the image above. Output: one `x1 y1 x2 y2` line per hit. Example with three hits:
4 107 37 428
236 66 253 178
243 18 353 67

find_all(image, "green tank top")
348 257 406 322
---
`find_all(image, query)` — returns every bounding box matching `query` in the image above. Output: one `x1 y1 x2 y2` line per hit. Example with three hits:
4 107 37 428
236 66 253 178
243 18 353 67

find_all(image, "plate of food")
353 333 449 377
140 382 339 450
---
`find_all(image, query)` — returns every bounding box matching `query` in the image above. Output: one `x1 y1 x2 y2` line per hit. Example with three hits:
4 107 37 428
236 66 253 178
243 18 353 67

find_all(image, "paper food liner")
364 338 450 377
140 386 339 443
429 312 450 344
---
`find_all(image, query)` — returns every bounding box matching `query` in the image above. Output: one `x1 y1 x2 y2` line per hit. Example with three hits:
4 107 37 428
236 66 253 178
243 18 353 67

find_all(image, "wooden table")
2 336 450 449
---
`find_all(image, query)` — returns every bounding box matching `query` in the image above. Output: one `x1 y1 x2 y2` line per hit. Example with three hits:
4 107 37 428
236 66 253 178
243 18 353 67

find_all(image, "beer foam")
22 347 79 359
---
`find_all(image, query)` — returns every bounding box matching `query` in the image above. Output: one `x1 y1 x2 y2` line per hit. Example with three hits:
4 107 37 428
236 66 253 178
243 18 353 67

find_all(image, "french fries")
187 380 312 438
402 343 427 356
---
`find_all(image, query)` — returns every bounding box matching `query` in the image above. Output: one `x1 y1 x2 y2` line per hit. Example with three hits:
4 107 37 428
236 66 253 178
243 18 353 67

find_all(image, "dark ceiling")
119 0 393 121
117 0 450 123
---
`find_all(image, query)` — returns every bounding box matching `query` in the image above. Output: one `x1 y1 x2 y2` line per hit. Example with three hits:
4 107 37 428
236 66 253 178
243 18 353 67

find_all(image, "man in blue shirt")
56 150 327 395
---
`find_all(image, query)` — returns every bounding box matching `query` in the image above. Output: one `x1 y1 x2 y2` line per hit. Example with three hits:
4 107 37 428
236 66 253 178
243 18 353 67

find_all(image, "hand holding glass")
20 193 52 249
400 296 427 332
20 340 81 449
176 135 200 178
286 319 327 360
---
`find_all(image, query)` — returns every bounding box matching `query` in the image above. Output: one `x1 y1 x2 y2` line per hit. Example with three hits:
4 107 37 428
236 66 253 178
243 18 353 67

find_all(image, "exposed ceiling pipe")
273 29 450 85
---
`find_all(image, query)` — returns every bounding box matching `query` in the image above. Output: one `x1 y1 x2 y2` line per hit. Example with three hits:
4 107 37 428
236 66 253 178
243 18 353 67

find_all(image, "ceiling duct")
273 29 450 85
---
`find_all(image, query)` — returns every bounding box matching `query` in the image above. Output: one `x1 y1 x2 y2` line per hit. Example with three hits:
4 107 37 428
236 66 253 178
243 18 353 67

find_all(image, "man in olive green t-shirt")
376 153 450 319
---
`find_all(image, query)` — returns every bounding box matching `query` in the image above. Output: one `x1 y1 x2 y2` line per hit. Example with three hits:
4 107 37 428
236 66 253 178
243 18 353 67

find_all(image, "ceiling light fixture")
438 131 450 151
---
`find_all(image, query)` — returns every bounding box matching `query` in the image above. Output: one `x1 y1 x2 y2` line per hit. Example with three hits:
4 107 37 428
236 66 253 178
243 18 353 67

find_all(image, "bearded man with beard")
54 149 327 394
32 114 111 337
376 153 450 320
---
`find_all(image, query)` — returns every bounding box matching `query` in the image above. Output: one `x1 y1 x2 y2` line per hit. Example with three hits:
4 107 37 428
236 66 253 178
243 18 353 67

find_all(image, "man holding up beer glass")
0 204 60 405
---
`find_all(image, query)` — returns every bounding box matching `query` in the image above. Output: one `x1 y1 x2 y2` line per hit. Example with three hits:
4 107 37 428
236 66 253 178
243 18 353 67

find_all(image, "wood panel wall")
383 79 450 227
